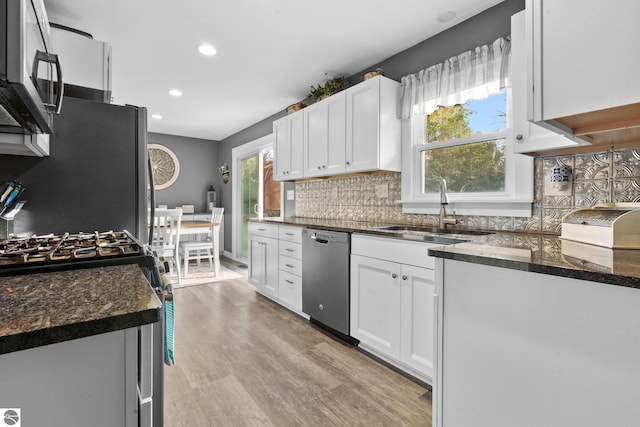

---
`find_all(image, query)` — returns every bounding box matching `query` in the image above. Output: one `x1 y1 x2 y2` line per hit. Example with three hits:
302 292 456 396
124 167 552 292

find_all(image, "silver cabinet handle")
346 161 351 165
516 134 524 141
402 275 408 281
257 228 266 231
317 166 321 170
392 273 397 278
285 232 294 236
322 165 326 169
285 279 294 284
285 264 294 268
285 248 294 252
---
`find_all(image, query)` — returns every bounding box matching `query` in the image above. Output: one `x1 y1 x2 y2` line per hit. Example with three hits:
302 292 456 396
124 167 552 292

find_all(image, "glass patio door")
240 154 259 259
235 145 282 262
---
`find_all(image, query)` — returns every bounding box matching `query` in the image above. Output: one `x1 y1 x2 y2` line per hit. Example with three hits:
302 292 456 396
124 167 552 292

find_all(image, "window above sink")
399 34 534 218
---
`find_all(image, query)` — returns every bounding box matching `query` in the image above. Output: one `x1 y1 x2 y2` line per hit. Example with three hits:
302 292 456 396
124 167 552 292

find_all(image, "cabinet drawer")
279 271 302 310
248 222 279 239
352 234 436 269
279 240 302 260
279 255 302 277
278 225 303 243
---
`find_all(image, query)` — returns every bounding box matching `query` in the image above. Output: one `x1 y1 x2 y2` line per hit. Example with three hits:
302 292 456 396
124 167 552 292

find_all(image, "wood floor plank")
192 375 274 426
164 258 432 426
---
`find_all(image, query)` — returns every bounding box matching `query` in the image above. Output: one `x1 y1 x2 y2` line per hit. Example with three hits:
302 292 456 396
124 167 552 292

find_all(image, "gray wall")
217 0 525 251
148 132 219 213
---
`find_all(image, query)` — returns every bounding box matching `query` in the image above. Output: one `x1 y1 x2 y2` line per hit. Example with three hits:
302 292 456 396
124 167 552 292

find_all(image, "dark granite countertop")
250 217 640 290
250 217 475 245
427 234 640 290
0 264 162 354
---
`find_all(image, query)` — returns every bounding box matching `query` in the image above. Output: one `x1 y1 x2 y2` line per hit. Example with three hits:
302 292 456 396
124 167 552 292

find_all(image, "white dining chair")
179 207 224 278
150 208 183 284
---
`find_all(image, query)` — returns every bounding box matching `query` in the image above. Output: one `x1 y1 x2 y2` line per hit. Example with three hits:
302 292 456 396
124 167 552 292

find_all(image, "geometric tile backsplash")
295 148 640 235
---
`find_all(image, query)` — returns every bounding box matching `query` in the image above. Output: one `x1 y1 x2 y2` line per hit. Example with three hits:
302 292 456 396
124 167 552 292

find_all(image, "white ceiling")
45 0 503 141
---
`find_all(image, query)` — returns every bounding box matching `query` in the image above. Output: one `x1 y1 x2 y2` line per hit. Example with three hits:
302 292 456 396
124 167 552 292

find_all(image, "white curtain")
400 37 510 119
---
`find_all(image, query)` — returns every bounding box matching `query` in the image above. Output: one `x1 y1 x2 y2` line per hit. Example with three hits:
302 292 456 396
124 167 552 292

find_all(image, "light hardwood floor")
164 259 432 426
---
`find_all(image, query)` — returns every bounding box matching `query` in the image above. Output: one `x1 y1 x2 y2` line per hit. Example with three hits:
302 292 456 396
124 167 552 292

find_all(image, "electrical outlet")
376 183 389 198
544 169 573 196
286 190 295 201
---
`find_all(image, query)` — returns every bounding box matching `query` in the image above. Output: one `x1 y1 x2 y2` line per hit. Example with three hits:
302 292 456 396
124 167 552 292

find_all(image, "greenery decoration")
308 77 344 102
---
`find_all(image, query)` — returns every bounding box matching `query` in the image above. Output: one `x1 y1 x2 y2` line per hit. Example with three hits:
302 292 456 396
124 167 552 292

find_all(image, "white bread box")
560 203 640 249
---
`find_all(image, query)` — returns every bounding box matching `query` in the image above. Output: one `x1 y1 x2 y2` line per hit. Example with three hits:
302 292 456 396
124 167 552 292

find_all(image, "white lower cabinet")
249 222 304 315
350 234 436 383
351 255 402 358
276 225 303 312
248 223 279 298
400 264 435 377
0 328 138 427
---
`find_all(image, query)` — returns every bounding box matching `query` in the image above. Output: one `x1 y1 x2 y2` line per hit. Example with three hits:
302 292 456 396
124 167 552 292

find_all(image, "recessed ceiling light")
151 114 163 120
169 89 183 97
437 10 456 23
198 43 217 56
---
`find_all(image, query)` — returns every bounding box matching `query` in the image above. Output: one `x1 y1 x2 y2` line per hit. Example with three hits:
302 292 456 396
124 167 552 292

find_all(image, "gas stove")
0 230 156 277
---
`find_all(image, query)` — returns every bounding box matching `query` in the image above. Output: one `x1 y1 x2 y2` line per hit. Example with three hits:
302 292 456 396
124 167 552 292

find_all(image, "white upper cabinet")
51 28 112 96
303 91 346 178
511 10 579 155
273 113 304 181
346 76 401 173
527 0 640 149
273 75 401 180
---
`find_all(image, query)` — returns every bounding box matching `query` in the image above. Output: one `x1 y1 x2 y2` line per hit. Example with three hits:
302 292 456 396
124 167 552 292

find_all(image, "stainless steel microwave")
0 0 63 136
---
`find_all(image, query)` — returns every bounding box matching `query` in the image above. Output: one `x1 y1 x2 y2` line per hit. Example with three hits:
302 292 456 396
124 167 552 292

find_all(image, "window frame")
401 85 534 217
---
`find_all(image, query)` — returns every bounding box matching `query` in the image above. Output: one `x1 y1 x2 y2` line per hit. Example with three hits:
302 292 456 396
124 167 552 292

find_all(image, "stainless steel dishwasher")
302 228 354 342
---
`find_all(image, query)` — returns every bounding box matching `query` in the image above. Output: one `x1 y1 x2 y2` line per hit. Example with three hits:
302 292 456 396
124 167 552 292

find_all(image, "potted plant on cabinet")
308 76 344 102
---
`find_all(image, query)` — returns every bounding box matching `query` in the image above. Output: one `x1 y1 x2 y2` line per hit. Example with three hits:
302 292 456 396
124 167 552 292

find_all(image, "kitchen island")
428 237 640 427
0 263 162 427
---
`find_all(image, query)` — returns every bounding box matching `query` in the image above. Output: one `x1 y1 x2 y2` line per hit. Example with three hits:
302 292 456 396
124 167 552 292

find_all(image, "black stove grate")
0 230 155 277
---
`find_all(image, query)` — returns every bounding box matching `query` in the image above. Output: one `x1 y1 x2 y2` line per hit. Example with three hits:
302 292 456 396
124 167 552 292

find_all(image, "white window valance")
400 36 511 119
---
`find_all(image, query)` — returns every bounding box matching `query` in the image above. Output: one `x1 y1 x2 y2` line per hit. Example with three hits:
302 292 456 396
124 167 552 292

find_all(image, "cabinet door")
400 264 435 379
325 92 347 175
263 236 279 297
346 78 380 173
273 114 304 180
304 101 328 177
248 235 265 290
304 92 346 178
288 113 305 179
534 0 640 120
511 10 579 154
350 254 401 359
273 117 291 181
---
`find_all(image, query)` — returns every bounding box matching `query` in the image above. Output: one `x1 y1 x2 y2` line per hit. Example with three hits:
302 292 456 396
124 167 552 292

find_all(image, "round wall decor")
148 144 180 190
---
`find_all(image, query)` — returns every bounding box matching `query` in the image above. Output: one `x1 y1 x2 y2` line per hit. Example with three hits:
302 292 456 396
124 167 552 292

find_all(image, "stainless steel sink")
406 234 468 245
372 225 493 236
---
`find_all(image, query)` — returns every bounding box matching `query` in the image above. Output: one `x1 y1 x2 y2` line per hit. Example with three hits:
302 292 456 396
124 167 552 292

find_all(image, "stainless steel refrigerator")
0 96 149 241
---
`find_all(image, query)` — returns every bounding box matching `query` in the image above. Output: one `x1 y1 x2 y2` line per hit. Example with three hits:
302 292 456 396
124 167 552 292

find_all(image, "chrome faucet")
439 179 458 229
